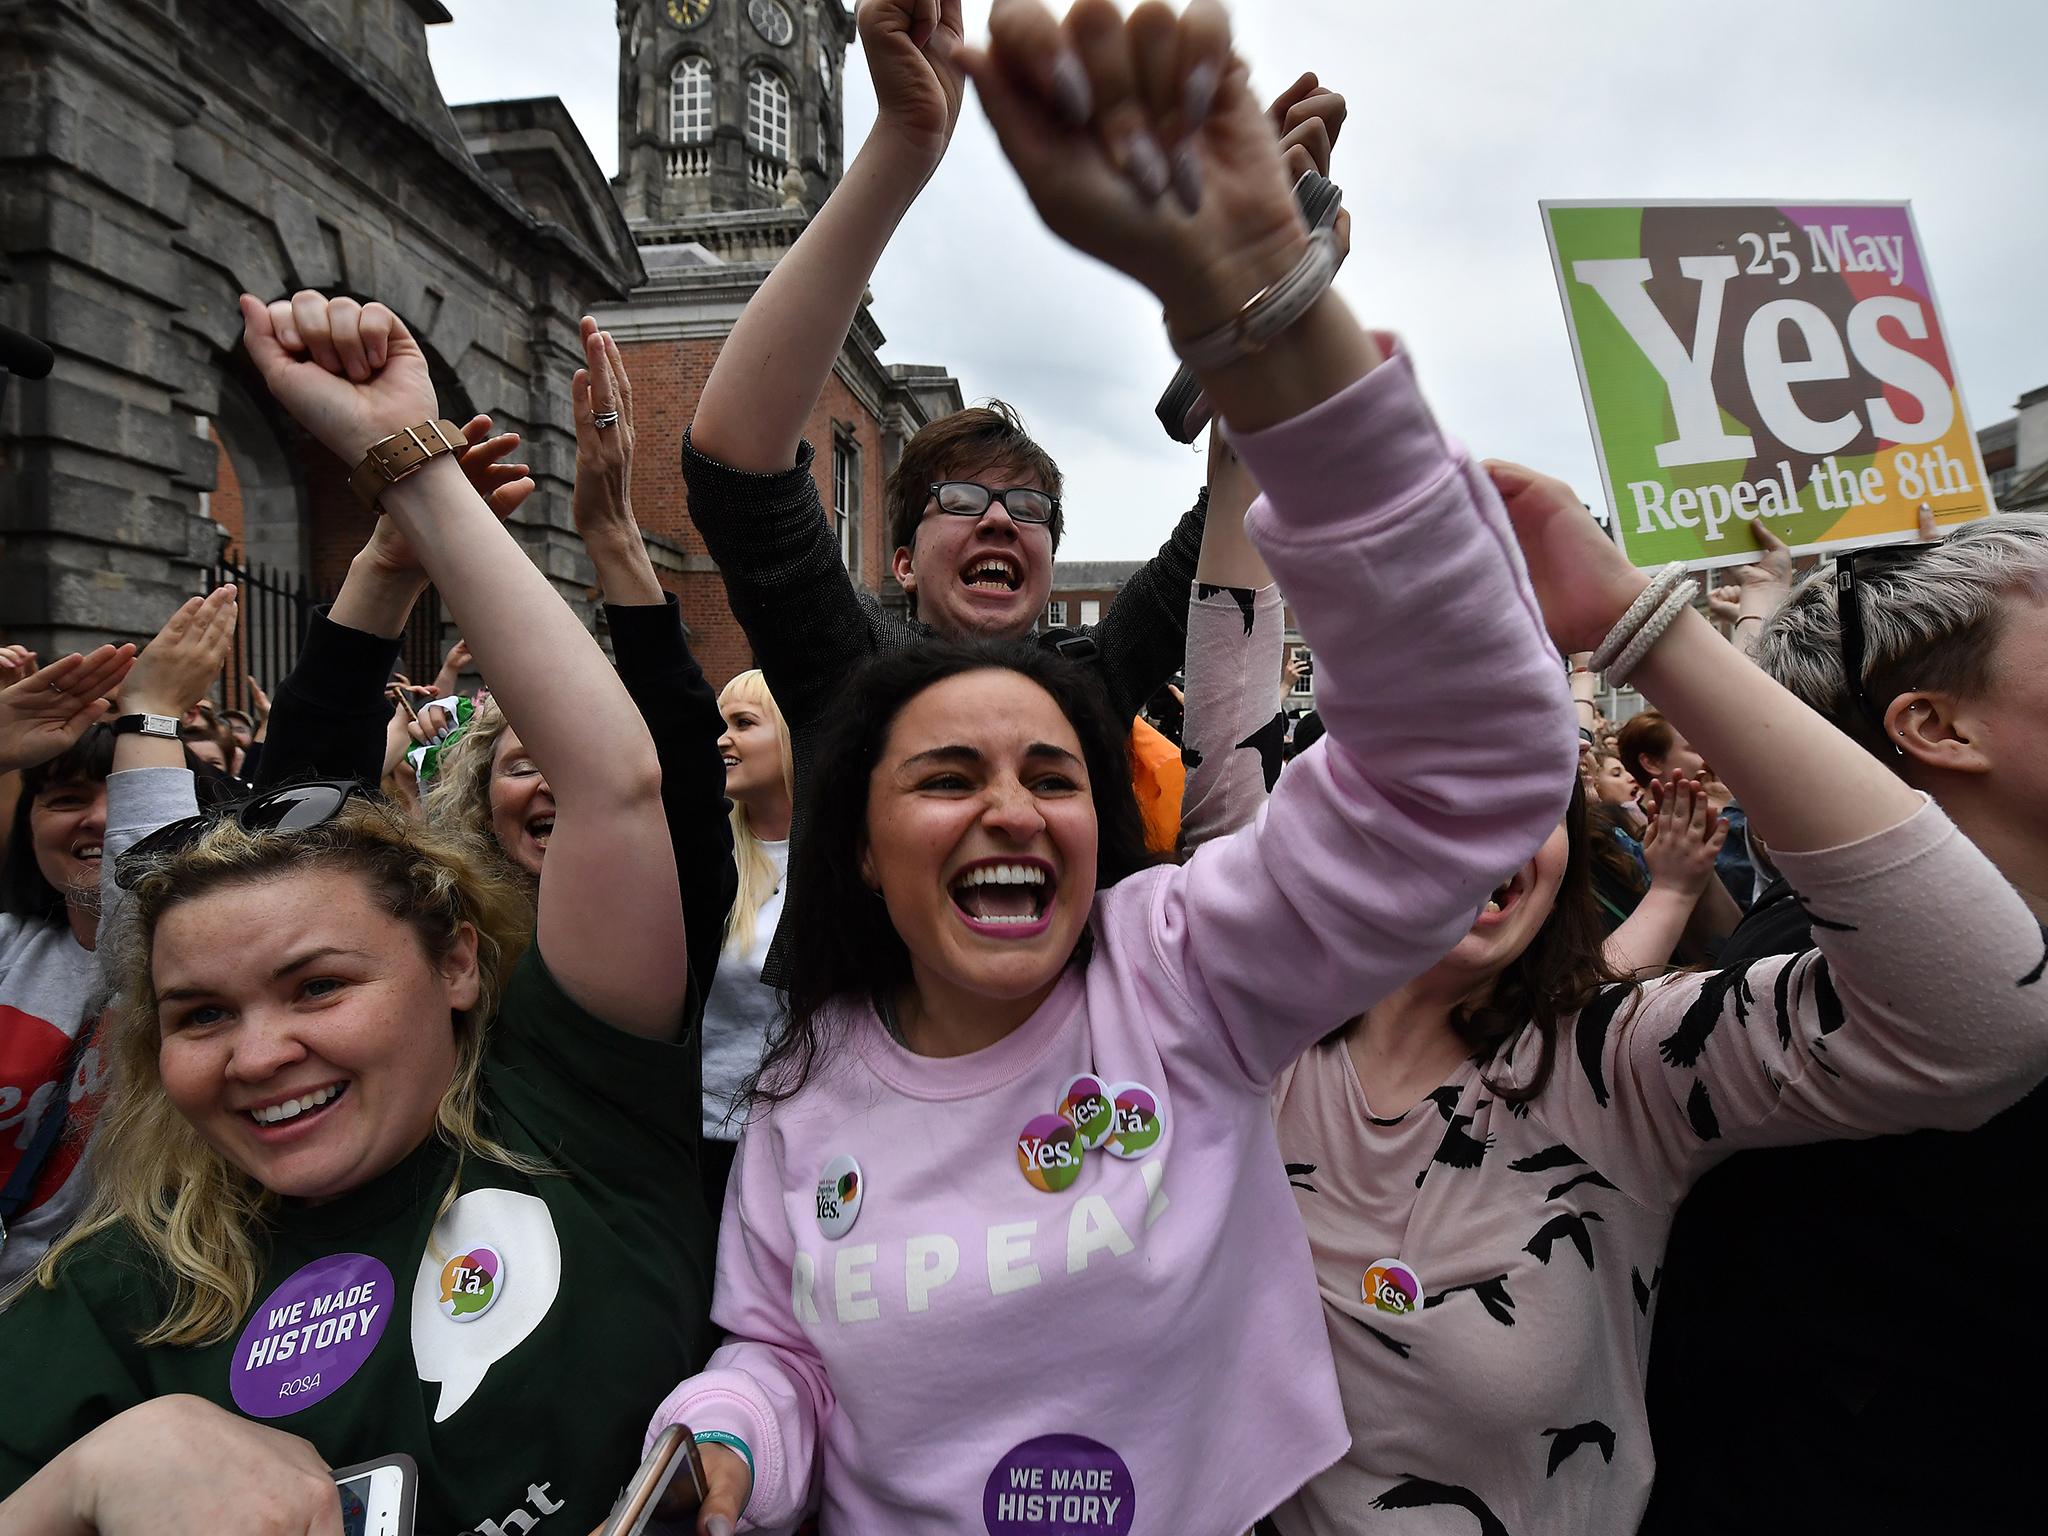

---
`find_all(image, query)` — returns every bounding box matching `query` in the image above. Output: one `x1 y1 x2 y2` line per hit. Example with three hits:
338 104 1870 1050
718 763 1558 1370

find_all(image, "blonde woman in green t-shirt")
0 291 707 1536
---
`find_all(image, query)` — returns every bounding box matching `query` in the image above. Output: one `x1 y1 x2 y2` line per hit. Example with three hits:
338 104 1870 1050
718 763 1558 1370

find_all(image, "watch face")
665 0 712 29
747 0 794 46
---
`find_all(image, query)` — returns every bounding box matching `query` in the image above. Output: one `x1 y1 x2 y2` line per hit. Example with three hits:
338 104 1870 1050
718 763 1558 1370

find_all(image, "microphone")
0 323 55 380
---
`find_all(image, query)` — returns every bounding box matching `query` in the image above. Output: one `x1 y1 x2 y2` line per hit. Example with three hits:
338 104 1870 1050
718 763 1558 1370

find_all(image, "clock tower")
616 0 852 228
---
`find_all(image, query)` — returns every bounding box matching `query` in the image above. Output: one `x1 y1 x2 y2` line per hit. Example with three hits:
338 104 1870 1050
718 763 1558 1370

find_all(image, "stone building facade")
1 0 960 692
0 0 642 663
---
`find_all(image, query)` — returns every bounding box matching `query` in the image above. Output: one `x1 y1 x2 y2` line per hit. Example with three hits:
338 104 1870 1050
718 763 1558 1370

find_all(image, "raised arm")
1176 425 1285 851
241 292 688 1040
1483 463 2048 1199
691 0 968 472
967 0 1573 1082
574 318 738 997
254 418 529 791
1486 462 1924 857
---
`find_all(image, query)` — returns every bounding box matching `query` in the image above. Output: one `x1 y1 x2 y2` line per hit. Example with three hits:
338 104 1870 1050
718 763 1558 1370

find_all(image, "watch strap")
348 419 465 511
110 712 180 739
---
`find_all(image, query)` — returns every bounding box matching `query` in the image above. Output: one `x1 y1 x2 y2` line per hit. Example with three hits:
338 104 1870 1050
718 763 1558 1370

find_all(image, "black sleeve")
1716 878 1818 967
252 605 403 790
1090 489 1209 721
606 594 736 1005
681 428 877 741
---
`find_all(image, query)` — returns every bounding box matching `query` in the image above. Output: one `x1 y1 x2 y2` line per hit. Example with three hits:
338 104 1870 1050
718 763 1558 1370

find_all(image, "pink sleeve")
1536 799 2048 1206
644 1127 829 1530
1141 347 1578 1085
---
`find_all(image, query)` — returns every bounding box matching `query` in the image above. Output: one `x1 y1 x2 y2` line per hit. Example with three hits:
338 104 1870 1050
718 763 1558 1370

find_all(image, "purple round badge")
229 1252 394 1418
984 1434 1135 1536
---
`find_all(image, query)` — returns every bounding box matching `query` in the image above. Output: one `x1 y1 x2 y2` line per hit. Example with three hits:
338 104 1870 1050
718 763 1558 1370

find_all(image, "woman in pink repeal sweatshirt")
645 2 1576 1532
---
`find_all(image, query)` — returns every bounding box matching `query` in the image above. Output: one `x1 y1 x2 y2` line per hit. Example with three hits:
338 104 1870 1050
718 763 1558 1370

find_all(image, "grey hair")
1754 513 2048 761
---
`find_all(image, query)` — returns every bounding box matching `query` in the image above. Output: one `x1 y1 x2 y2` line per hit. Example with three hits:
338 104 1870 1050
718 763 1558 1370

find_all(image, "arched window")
746 68 790 163
670 56 712 144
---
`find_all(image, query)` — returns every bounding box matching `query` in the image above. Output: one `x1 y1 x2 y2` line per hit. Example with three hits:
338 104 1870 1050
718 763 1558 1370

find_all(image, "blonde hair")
32 801 538 1345
718 670 793 954
423 696 517 853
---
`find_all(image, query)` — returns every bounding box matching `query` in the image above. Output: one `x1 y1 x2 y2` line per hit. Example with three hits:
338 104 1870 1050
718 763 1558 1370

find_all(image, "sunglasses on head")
1834 542 1933 748
927 481 1058 525
114 780 370 890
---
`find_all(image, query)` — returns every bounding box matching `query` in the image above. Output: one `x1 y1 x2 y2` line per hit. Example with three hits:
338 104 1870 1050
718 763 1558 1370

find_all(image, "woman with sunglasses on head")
0 589 236 1295
1258 464 2048 1536
0 293 708 1536
640 4 1577 1531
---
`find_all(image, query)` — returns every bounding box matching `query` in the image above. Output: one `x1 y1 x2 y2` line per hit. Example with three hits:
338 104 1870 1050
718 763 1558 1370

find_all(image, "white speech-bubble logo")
410 1188 562 1422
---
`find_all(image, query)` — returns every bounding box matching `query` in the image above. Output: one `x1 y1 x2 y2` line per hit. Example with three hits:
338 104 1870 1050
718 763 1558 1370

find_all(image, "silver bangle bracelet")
1609 580 1700 686
1589 561 1686 673
1167 226 1342 372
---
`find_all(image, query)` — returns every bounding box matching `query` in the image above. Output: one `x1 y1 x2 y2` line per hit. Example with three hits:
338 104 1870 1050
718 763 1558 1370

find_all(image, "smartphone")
601 1424 708 1536
385 685 420 725
1154 169 1347 443
332 1454 416 1536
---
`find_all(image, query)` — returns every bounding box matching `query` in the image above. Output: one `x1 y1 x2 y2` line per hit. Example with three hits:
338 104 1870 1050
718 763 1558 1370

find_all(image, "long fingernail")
1171 146 1203 214
1051 50 1092 125
1183 59 1220 125
1122 130 1169 201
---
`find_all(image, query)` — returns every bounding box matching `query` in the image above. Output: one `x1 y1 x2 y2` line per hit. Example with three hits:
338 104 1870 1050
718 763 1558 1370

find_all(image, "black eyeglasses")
928 481 1058 526
1835 544 1931 749
114 780 370 890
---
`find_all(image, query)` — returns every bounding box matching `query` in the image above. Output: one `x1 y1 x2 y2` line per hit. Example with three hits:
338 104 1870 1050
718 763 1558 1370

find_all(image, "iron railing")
203 558 444 708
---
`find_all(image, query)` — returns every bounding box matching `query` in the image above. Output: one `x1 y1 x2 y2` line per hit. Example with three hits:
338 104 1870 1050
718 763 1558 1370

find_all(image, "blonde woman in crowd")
700 669 794 1214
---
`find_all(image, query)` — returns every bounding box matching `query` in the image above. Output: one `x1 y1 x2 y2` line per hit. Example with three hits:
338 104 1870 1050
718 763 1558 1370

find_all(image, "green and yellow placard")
1542 200 1991 569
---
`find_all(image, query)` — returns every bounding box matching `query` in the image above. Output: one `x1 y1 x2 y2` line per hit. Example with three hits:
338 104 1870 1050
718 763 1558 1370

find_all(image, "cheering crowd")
2 2 2044 1534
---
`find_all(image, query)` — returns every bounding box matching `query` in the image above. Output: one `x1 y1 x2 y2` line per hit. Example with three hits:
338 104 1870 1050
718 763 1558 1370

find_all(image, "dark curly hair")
748 639 1153 1111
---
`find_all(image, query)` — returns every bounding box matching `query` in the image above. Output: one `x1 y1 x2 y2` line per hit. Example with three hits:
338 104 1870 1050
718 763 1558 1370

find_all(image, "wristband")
1166 226 1341 372
694 1429 754 1485
1589 561 1686 673
1734 613 1764 626
1608 579 1700 685
347 418 464 511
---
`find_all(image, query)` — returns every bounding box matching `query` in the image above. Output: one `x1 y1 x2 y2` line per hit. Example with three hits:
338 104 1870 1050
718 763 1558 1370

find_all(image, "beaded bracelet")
1589 561 1686 673
1608 579 1699 686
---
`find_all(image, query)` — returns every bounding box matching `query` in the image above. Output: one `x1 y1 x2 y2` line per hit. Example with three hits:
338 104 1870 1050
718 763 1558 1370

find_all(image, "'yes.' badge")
815 1153 863 1239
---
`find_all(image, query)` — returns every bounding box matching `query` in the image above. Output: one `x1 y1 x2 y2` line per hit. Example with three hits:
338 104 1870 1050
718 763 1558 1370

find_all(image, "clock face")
747 0 795 47
817 45 833 94
665 0 712 29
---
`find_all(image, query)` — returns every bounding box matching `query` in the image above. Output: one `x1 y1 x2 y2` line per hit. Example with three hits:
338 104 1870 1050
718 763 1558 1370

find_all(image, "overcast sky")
428 0 2048 561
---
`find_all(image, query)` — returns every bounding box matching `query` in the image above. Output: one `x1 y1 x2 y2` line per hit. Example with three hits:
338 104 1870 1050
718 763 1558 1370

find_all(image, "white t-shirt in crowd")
701 837 788 1141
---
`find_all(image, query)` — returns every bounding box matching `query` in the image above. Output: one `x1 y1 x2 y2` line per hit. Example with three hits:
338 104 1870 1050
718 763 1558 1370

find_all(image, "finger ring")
592 410 620 430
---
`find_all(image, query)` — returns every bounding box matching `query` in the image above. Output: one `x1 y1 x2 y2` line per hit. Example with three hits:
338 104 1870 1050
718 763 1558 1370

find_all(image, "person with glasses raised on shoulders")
0 292 710 1536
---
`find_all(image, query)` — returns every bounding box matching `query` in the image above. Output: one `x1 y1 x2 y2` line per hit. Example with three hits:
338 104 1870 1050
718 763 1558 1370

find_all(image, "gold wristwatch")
347 419 465 511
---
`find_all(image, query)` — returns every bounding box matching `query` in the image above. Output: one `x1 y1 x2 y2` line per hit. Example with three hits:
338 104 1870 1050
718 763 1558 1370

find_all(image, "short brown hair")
1616 710 1675 789
886 401 1064 564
